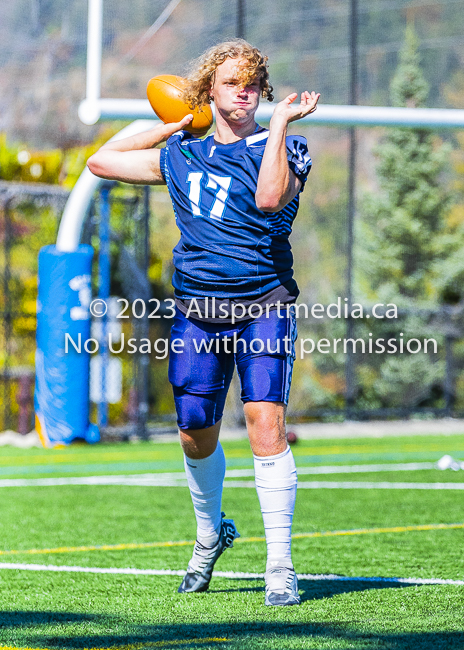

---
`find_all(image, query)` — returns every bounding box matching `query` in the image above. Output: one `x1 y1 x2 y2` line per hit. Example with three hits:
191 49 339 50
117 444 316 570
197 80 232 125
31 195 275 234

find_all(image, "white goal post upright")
56 119 155 251
78 0 103 127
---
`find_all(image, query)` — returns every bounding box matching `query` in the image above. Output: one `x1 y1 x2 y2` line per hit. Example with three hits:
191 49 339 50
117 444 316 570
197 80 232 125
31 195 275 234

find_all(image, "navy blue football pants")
168 307 297 430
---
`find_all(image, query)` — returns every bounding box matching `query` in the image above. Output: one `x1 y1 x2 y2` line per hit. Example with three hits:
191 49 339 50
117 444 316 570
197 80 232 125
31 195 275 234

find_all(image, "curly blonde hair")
182 39 274 109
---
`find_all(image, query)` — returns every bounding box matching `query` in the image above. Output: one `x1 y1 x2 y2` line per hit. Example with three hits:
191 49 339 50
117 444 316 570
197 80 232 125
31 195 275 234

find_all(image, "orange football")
147 75 213 135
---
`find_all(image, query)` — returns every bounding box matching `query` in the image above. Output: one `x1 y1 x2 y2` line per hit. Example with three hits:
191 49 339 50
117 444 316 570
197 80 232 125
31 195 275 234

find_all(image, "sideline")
279 418 464 440
103 419 464 442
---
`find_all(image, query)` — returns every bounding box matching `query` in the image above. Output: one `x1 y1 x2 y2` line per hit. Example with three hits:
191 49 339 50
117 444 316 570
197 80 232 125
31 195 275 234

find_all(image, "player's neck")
214 113 258 144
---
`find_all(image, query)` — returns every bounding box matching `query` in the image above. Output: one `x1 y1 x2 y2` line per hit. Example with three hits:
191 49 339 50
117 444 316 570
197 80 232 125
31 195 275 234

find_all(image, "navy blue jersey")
159 127 311 299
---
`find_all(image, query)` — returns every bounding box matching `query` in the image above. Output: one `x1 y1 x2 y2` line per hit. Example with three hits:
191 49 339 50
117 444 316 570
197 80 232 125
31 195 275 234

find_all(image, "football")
147 75 213 135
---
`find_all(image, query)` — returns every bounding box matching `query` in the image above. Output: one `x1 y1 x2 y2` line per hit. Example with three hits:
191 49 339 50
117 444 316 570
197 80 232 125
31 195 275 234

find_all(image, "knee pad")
173 389 226 430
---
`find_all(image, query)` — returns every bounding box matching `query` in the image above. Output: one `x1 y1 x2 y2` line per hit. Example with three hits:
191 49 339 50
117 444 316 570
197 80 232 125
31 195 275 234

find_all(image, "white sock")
254 445 297 571
184 442 225 548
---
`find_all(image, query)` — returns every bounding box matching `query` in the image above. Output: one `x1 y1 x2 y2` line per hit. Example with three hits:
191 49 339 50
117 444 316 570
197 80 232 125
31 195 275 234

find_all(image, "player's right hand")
160 114 194 140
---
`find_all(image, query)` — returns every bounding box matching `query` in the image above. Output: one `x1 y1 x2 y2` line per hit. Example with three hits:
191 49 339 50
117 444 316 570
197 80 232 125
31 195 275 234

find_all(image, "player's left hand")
272 91 320 125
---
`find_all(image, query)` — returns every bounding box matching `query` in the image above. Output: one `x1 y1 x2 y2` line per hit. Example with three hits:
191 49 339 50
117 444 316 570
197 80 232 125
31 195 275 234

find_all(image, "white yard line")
227 462 438 477
0 476 187 487
1 476 463 489
0 461 456 488
221 480 464 489
295 481 464 490
0 562 462 586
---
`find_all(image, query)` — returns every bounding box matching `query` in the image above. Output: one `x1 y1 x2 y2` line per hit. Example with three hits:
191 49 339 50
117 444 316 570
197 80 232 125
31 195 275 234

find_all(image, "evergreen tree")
356 26 457 408
359 26 452 305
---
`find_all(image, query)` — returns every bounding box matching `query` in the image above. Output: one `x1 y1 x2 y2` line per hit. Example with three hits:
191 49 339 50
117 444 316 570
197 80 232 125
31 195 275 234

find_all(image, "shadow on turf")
298 577 412 602
209 576 413 602
1 612 464 649
0 611 98 626
0 610 464 650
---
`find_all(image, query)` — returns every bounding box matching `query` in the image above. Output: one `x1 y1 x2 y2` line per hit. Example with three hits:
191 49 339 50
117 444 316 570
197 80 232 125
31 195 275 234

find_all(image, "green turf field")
1 433 463 649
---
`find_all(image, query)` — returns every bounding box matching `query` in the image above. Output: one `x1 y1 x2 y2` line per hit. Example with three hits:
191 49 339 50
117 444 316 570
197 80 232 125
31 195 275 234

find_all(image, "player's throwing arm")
87 114 195 185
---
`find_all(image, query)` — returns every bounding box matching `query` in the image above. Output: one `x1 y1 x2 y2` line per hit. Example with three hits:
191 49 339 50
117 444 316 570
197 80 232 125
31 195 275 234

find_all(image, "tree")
359 26 452 305
356 26 458 409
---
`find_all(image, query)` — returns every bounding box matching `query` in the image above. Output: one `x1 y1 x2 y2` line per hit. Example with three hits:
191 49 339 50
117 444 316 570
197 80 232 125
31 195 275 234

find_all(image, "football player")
88 39 319 606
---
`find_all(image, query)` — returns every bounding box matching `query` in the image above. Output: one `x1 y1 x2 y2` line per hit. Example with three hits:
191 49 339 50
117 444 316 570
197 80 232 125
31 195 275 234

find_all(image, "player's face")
210 58 261 124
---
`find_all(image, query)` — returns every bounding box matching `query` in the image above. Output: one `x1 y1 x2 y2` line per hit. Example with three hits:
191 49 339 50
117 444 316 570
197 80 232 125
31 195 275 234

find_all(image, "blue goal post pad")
34 244 99 446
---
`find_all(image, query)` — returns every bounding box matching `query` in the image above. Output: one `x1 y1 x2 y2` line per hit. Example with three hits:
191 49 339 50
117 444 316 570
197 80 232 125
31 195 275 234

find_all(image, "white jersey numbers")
186 172 203 216
187 171 232 222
